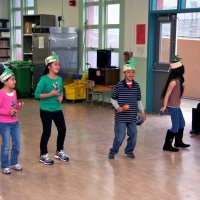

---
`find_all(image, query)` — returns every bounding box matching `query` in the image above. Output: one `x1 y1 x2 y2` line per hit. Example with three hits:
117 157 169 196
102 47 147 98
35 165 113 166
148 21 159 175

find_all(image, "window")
160 12 200 39
83 0 121 69
186 0 200 8
87 6 99 25
177 13 200 38
87 51 97 68
105 28 119 48
159 23 171 63
156 0 178 10
26 0 34 7
10 0 36 60
86 29 99 48
86 0 99 2
154 0 200 10
106 4 120 24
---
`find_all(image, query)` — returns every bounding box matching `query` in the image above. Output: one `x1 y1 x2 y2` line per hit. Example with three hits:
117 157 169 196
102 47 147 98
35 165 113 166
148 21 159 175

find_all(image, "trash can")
10 61 32 98
190 103 200 134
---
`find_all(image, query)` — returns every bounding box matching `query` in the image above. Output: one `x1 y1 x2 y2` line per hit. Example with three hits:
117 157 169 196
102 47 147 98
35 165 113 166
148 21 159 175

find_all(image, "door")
152 14 177 113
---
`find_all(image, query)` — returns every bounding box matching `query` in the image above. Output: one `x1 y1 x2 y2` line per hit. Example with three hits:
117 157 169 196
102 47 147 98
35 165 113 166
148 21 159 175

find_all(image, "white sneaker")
2 168 11 174
10 163 22 171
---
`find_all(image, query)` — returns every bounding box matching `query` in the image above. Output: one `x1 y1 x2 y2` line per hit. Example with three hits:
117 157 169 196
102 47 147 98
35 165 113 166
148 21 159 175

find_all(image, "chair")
85 80 105 106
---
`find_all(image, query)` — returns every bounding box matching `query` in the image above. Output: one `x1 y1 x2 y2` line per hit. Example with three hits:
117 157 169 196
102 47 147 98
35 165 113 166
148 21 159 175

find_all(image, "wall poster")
136 24 145 45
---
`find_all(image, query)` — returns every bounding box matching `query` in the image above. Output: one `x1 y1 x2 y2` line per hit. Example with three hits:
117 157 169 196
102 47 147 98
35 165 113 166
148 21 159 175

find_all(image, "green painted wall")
0 0 9 18
133 57 147 108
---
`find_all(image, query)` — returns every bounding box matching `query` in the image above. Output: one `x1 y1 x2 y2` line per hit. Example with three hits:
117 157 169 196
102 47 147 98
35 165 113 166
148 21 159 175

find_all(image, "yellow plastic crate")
81 73 88 81
73 79 86 85
64 83 86 100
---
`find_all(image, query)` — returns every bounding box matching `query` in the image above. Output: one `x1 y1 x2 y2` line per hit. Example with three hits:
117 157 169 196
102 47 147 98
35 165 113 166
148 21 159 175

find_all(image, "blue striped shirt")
111 79 141 122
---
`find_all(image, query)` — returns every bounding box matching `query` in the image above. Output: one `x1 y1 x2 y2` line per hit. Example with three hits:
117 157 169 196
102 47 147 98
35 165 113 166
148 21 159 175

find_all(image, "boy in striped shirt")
108 57 146 159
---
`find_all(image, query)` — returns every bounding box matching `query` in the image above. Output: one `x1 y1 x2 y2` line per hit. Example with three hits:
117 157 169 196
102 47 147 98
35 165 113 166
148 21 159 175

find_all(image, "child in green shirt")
35 52 69 165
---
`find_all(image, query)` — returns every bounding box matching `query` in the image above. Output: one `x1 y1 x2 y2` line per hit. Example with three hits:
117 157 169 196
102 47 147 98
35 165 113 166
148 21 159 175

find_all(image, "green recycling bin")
10 61 32 98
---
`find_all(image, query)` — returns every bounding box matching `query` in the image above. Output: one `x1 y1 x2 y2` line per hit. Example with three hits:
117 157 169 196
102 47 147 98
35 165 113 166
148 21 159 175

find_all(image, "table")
94 84 114 92
93 84 115 106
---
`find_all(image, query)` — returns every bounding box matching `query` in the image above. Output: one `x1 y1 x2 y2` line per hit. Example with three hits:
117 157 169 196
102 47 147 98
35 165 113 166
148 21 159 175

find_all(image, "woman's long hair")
0 65 5 89
0 82 4 89
161 65 185 99
43 63 51 75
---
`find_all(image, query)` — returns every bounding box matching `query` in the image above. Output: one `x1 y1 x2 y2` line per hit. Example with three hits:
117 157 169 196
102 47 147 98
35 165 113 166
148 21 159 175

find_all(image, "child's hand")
18 101 25 108
160 106 166 114
51 89 60 96
57 95 63 102
10 108 18 117
140 111 146 121
116 107 123 113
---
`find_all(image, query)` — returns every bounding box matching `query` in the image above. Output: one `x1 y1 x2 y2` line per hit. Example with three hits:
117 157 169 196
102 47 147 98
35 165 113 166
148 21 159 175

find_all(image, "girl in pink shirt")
0 64 24 174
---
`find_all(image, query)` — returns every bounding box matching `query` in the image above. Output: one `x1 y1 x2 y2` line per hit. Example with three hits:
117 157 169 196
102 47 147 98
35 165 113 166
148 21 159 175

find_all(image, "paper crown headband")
123 57 136 72
45 52 59 66
0 64 14 83
170 55 183 69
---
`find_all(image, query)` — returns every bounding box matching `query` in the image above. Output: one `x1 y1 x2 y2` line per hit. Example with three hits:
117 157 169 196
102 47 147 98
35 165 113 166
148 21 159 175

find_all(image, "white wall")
124 0 149 58
0 0 9 19
124 0 149 107
37 0 79 27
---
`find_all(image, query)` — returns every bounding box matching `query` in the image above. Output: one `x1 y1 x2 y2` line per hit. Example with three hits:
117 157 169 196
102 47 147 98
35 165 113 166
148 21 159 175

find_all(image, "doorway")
152 14 177 113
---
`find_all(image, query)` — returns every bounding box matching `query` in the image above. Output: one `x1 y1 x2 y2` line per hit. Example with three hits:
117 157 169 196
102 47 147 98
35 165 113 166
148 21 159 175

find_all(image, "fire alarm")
69 0 76 6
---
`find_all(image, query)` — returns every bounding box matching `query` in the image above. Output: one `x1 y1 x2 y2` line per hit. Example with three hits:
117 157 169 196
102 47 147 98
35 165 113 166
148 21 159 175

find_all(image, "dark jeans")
40 110 66 155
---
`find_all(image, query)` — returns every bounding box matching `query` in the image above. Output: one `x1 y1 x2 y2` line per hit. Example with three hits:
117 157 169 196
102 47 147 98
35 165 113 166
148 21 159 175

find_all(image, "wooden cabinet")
23 14 56 61
88 68 120 85
0 19 10 62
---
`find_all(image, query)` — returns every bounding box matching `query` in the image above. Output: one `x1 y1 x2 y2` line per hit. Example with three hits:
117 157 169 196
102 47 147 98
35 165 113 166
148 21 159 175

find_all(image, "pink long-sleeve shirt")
0 89 18 123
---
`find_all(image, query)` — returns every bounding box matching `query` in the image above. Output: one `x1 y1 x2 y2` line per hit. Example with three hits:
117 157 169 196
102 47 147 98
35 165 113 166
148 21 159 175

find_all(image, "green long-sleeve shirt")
35 75 63 111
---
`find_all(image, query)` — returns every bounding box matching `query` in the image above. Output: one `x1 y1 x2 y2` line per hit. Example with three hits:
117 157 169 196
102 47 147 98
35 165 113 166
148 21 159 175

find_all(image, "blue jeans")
109 121 137 156
0 122 20 169
167 107 185 133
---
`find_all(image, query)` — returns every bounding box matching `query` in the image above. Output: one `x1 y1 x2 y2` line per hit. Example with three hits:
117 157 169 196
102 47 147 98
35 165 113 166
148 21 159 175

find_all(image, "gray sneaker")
40 154 54 165
55 150 69 162
10 163 22 171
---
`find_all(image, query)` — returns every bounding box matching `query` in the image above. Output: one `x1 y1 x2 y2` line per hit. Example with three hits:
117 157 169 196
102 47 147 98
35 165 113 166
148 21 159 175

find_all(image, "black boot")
163 130 179 152
174 128 190 148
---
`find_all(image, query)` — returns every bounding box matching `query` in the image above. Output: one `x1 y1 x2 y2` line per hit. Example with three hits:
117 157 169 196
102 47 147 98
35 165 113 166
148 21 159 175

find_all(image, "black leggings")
40 110 66 155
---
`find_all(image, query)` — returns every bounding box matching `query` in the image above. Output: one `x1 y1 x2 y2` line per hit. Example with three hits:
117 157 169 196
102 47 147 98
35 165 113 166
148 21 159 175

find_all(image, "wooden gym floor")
0 98 200 200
